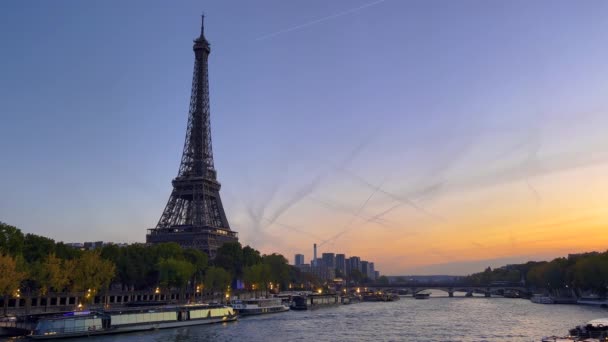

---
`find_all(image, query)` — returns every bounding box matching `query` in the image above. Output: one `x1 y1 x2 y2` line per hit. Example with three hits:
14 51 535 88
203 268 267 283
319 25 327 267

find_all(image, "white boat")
230 298 289 316
530 294 554 304
29 304 236 339
542 318 608 341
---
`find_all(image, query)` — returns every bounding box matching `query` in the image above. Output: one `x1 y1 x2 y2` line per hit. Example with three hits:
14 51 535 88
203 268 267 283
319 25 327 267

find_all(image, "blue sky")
1 0 607 274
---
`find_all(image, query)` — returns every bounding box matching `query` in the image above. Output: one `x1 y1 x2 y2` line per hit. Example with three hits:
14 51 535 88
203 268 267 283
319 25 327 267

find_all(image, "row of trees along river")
465 251 608 296
0 221 330 304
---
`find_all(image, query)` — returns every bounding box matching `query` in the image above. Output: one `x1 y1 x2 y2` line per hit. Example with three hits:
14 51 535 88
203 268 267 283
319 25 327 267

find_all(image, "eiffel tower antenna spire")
147 15 238 258
200 13 205 37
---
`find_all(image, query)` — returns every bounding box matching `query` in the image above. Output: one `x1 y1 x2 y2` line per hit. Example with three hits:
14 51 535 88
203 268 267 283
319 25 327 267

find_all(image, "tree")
244 263 271 291
183 248 208 283
152 243 184 261
158 258 195 289
242 245 262 267
32 253 72 295
0 222 24 256
204 266 231 297
0 254 27 315
349 269 364 284
70 251 115 293
263 253 290 290
23 233 55 263
214 242 243 278
377 276 389 285
572 254 608 295
54 242 82 260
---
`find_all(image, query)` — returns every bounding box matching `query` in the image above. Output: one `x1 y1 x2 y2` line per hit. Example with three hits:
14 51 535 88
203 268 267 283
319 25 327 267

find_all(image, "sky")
1 0 607 275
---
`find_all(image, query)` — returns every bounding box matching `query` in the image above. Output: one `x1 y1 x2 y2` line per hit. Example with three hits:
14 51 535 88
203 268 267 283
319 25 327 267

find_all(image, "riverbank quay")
0 289 269 318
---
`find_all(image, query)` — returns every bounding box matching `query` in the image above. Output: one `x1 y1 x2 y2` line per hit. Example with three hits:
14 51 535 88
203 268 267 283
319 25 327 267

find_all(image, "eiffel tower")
146 16 238 258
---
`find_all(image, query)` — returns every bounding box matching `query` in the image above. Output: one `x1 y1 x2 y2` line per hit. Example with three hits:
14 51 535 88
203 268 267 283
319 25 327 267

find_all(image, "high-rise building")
361 261 369 278
146 16 238 258
294 254 305 266
347 256 361 275
369 262 376 280
322 253 335 269
335 254 346 275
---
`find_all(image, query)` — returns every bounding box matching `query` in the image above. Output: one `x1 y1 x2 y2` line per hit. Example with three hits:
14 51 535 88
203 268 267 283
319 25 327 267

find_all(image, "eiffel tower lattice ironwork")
146 16 238 258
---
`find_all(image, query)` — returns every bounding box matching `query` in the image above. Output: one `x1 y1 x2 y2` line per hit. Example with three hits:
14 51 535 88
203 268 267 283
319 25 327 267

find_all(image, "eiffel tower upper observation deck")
146 16 238 258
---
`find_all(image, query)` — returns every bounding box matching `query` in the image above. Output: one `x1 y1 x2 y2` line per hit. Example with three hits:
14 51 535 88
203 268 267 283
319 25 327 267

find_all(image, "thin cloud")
265 137 372 226
255 0 387 41
319 178 387 247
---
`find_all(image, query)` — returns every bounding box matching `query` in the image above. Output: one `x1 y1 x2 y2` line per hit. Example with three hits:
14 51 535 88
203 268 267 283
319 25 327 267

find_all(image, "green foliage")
244 263 271 290
466 265 522 286
70 251 116 292
183 248 208 282
151 242 183 261
54 242 82 260
571 253 608 295
214 242 244 278
0 222 24 256
158 258 195 289
466 251 608 295
0 253 27 296
349 269 364 283
377 275 389 285
263 253 290 289
0 223 316 295
204 266 231 293
23 234 56 263
33 253 73 295
242 245 262 267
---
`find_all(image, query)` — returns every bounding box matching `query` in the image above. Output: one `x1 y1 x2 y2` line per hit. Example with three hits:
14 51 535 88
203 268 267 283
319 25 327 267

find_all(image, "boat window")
75 318 85 330
64 319 75 331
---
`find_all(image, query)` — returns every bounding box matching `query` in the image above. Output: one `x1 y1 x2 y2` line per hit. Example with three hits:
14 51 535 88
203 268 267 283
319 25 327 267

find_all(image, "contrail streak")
265 137 372 226
332 163 445 221
262 217 323 240
319 178 386 246
255 0 387 41
307 195 391 227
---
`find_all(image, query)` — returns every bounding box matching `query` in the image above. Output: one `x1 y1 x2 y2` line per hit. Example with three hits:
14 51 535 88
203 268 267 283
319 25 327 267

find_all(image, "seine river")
15 292 608 342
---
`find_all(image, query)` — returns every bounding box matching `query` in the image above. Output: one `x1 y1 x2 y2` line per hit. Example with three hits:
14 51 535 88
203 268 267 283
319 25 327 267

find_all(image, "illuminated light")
155 287 160 294
356 288 360 294
317 288 323 294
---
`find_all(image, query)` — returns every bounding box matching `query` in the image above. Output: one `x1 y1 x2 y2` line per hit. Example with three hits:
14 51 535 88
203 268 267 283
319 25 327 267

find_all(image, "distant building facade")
294 254 305 266
322 253 335 269
335 254 346 275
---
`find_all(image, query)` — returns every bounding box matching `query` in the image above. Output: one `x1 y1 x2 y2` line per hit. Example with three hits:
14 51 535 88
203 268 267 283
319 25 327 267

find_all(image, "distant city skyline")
1 1 607 275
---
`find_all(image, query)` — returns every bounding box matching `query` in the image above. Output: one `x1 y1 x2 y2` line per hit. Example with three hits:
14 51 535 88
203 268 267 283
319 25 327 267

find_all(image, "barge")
29 304 236 339
230 298 289 316
290 294 340 310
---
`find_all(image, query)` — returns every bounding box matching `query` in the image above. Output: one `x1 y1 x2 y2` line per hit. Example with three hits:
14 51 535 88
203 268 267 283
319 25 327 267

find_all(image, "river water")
14 293 608 342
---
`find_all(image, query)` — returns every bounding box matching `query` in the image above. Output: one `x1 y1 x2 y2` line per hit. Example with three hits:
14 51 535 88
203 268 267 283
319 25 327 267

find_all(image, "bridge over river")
368 283 528 297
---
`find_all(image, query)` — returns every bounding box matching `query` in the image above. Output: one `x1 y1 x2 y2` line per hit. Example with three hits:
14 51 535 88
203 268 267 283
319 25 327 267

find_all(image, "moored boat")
230 298 289 316
290 294 340 310
530 294 554 304
414 292 430 299
542 318 608 341
29 304 236 339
